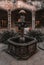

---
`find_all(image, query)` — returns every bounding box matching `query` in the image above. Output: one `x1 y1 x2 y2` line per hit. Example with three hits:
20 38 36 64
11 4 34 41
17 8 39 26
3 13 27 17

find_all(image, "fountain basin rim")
8 37 37 46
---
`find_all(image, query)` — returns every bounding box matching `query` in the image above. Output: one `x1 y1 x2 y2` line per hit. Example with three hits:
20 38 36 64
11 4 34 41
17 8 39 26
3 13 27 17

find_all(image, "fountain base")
6 35 37 60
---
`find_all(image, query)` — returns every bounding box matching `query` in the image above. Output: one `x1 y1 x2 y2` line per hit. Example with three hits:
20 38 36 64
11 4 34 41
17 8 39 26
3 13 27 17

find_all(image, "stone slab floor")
0 43 44 65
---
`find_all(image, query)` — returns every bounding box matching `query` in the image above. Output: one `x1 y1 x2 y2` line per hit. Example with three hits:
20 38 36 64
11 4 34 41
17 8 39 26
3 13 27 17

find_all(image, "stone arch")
0 8 8 28
35 8 44 28
11 8 32 27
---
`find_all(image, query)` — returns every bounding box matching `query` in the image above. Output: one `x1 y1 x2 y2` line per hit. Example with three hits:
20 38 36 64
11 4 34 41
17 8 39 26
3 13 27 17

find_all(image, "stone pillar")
8 10 11 30
32 11 35 30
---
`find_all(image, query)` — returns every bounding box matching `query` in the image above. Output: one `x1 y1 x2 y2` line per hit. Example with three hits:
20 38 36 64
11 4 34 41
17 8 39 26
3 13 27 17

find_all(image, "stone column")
8 10 11 30
32 11 35 30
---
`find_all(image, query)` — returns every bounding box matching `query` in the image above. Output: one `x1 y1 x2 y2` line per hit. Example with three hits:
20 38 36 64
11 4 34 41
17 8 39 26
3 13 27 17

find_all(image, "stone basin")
7 35 37 60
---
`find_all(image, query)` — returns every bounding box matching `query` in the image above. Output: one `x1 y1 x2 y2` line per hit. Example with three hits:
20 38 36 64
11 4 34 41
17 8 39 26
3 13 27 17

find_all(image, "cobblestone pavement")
0 43 44 65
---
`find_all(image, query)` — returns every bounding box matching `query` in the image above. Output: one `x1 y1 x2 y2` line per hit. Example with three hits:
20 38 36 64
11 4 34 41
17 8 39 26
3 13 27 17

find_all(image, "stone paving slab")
0 44 44 65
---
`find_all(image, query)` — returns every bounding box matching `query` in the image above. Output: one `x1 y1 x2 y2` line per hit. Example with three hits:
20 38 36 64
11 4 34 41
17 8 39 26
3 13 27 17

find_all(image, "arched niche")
0 9 8 28
11 8 32 27
35 8 44 28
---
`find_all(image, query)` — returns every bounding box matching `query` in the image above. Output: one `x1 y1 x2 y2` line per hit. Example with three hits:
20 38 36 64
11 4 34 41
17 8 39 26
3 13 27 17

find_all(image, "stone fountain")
7 10 37 60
